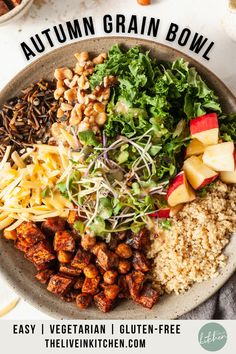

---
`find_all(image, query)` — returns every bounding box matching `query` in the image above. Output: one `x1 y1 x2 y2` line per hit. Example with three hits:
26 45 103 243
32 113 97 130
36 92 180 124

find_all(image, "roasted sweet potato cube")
61 290 80 302
117 275 130 299
25 241 55 269
3 229 17 240
59 264 83 276
0 1 9 16
35 269 54 284
132 251 150 273
15 222 45 253
95 260 106 275
97 249 119 271
10 0 22 6
15 237 30 253
82 276 100 295
73 275 85 289
81 234 96 251
67 210 79 225
94 291 114 313
42 217 66 236
127 229 150 250
47 274 74 296
104 284 120 300
54 230 75 252
76 293 93 309
135 284 159 309
71 249 91 269
126 271 145 299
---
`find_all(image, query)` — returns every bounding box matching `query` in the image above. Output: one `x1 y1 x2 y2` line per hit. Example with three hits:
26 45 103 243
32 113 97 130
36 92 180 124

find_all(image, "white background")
0 0 235 320
0 320 235 354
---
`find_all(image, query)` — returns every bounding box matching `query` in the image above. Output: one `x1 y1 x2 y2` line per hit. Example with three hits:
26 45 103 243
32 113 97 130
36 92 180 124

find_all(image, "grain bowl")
0 37 236 319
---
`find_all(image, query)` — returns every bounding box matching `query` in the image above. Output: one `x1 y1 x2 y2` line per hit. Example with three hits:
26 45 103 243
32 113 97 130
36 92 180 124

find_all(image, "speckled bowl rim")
0 36 235 320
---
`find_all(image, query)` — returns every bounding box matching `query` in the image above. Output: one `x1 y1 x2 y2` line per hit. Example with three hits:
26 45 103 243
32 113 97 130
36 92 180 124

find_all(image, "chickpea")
57 250 73 263
84 264 99 278
118 260 131 274
81 234 96 251
115 243 133 259
91 242 107 256
104 285 120 300
103 270 118 285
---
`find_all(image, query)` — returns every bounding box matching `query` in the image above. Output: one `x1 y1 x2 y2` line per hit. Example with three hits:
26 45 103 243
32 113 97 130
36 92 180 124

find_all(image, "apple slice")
170 204 184 217
202 142 235 172
183 156 218 190
220 170 236 184
166 171 196 207
186 139 206 157
190 113 219 146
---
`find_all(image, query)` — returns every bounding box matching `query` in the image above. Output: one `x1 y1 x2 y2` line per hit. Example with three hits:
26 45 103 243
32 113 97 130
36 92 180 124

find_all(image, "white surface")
223 1 236 42
0 0 235 320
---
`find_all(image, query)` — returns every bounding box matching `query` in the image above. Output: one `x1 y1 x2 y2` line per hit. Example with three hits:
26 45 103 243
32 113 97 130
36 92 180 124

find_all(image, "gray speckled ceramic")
0 37 236 320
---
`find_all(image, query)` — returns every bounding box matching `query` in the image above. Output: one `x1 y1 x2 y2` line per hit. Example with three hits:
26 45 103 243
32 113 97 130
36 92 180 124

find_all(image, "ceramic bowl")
0 0 33 26
0 37 236 319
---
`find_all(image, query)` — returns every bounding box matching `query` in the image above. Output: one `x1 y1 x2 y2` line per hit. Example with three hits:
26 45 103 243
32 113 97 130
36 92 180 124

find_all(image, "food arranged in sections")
0 45 235 313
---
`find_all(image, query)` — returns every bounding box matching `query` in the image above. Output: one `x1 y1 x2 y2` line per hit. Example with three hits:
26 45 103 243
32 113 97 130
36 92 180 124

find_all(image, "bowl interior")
0 37 236 319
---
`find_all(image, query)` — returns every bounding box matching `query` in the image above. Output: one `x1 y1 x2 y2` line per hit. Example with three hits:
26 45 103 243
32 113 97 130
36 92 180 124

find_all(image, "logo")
198 323 227 351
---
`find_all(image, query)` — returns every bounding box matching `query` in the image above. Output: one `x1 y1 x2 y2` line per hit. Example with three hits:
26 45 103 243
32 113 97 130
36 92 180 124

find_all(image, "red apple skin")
149 208 170 218
166 172 184 200
197 175 218 189
190 113 218 135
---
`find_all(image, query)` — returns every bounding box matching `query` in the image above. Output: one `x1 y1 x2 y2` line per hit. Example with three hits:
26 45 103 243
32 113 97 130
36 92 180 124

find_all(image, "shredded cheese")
0 145 73 230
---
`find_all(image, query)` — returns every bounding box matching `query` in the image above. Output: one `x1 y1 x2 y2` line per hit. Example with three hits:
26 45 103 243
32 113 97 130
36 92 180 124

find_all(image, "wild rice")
0 80 58 157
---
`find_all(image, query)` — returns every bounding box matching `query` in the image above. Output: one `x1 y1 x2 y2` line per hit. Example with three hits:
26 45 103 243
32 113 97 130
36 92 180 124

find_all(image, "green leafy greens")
56 45 235 236
90 44 222 182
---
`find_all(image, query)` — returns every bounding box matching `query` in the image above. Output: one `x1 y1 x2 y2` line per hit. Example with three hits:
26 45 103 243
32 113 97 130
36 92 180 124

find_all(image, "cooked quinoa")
149 181 236 295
